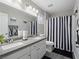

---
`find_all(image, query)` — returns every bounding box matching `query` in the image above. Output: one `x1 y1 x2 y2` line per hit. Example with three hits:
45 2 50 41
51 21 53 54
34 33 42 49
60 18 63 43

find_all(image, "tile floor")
45 52 72 59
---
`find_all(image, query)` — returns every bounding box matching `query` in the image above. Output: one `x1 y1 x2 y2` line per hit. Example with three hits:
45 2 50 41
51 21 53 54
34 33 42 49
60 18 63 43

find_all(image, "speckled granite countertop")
0 35 46 56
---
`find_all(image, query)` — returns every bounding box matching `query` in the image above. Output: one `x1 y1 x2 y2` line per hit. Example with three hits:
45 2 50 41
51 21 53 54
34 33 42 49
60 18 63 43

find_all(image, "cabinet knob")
28 55 31 56
34 46 36 47
37 48 40 50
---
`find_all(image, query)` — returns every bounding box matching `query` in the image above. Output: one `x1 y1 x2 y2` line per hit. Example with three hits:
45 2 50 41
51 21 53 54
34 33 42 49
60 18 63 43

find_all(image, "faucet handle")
7 38 13 43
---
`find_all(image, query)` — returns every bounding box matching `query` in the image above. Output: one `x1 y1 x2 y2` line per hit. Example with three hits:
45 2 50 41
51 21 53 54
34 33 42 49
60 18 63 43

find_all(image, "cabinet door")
31 40 46 59
31 49 38 59
19 54 30 59
37 48 41 59
41 44 46 57
2 47 30 59
2 55 17 59
38 40 46 59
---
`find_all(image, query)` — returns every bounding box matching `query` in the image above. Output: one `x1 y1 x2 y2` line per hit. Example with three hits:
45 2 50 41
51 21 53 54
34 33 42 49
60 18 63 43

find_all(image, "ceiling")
32 0 76 15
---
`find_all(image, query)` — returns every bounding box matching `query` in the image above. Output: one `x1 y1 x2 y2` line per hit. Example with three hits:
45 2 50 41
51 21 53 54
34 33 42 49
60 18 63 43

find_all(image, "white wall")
72 0 79 59
72 15 79 59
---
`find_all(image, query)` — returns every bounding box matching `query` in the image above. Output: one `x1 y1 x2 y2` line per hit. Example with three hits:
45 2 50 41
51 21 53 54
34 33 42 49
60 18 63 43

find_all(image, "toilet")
46 41 54 52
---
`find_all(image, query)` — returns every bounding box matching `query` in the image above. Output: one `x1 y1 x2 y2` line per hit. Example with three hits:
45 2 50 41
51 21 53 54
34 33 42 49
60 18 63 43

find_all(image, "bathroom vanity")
0 36 46 59
0 1 46 59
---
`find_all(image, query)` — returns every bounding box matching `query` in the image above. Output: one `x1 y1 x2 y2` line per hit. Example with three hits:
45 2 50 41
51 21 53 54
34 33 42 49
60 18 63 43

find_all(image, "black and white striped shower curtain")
47 16 72 52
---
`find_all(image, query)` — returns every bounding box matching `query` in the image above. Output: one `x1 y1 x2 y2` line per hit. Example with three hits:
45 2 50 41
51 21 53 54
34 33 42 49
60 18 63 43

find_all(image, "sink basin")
1 42 23 50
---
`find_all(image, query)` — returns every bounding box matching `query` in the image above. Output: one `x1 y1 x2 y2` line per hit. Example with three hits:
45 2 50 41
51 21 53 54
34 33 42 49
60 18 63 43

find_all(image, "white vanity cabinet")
31 40 46 59
2 39 46 59
0 12 8 37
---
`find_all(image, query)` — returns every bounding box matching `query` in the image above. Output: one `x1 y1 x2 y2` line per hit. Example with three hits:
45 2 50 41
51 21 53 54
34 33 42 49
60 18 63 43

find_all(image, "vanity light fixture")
7 0 12 3
33 8 39 14
18 0 22 3
24 0 39 16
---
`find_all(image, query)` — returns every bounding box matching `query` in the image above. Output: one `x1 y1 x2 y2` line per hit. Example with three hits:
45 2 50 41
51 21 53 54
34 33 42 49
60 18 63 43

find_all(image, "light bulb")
18 0 22 3
33 8 35 11
36 10 39 13
7 0 12 3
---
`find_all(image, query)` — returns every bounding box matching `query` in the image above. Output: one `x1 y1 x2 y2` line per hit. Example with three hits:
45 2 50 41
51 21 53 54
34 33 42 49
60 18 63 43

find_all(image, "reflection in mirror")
9 25 18 37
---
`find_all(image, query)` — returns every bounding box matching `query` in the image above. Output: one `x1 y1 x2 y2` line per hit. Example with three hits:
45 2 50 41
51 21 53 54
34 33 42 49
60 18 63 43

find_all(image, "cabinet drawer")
31 43 38 51
39 40 46 45
31 40 46 51
2 47 30 59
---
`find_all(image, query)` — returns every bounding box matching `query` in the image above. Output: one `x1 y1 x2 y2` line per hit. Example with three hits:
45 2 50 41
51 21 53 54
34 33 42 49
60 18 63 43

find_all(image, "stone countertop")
0 35 46 56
